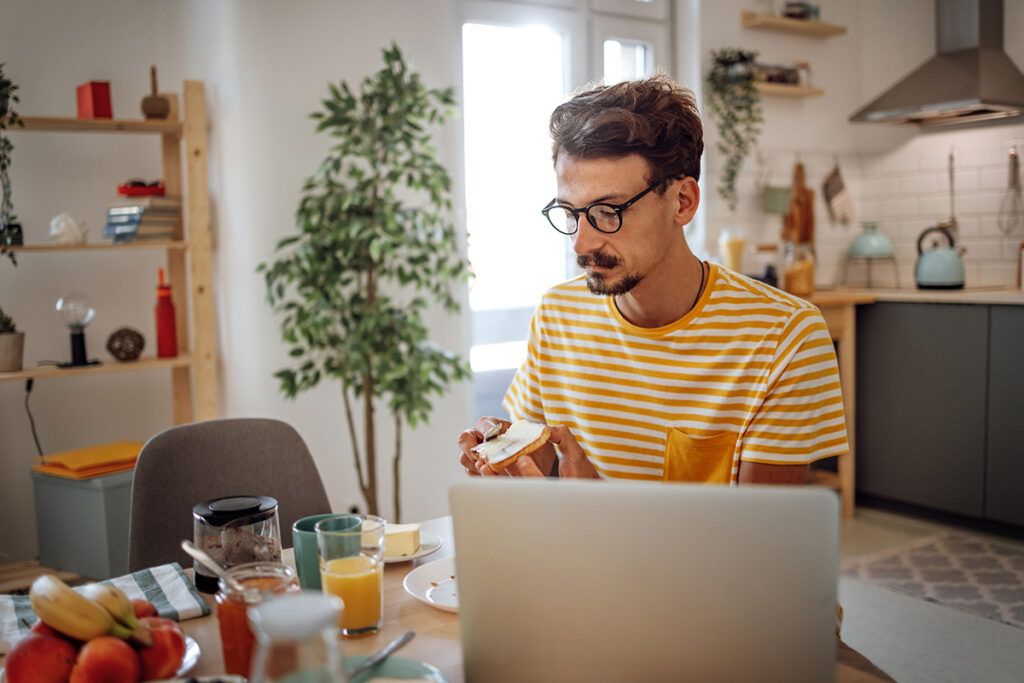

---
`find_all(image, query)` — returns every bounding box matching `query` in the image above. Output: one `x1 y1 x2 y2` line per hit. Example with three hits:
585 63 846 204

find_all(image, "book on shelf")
103 205 180 243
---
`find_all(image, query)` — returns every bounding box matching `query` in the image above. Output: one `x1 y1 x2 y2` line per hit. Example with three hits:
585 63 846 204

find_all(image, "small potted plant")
1 63 24 264
0 305 24 372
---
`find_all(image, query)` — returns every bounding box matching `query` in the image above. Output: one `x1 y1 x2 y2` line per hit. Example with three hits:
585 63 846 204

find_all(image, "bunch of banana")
29 575 152 646
80 582 153 646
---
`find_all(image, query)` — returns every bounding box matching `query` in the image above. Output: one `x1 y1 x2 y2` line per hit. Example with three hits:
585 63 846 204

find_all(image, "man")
458 75 847 485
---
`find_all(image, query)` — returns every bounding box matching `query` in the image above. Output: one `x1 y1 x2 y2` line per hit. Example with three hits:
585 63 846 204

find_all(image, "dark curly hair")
549 74 703 191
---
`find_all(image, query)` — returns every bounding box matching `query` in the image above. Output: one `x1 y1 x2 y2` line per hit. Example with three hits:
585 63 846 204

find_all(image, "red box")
76 81 112 119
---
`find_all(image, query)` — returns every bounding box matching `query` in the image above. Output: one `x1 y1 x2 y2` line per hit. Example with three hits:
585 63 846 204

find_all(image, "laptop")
449 479 838 683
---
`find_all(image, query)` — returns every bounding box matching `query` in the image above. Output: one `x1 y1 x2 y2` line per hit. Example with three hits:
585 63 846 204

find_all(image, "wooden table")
807 291 877 518
176 517 891 682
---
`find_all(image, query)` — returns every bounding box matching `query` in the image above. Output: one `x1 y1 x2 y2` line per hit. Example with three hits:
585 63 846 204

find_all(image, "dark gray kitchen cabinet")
985 305 1024 526
856 303 988 517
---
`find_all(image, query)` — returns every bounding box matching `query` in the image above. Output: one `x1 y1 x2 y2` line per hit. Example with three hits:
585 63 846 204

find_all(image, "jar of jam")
216 562 299 677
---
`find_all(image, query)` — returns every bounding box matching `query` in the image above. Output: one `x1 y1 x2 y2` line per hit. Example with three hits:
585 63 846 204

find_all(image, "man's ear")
673 177 700 226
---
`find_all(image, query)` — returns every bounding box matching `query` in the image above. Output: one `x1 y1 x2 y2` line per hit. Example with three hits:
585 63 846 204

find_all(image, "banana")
29 574 133 642
80 582 153 646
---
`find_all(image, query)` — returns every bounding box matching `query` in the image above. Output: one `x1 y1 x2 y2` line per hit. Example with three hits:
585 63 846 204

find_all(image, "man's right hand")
457 417 511 477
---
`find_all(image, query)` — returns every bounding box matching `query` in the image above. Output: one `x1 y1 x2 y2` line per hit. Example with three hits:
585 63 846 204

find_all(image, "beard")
577 251 643 296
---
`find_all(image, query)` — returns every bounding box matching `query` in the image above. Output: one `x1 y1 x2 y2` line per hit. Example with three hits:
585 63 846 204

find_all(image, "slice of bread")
471 420 551 472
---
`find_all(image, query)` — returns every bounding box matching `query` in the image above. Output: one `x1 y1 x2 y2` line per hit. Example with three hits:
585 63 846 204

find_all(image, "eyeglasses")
541 178 674 236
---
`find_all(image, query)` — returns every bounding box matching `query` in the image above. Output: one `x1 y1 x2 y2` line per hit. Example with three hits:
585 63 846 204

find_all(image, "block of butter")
383 522 421 559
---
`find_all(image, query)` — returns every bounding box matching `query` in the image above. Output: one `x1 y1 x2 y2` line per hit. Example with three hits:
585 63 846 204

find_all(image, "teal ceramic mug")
292 513 340 590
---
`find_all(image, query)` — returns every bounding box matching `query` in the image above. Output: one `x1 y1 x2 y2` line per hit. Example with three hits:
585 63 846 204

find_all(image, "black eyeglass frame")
540 177 680 235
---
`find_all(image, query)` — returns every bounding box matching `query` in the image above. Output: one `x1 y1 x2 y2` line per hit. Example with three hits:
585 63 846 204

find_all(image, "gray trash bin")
32 469 133 579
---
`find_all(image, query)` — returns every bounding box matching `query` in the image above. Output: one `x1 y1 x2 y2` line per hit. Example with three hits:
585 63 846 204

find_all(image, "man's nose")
572 214 603 255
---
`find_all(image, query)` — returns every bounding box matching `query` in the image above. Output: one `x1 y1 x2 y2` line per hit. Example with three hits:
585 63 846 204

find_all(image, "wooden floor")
0 560 81 594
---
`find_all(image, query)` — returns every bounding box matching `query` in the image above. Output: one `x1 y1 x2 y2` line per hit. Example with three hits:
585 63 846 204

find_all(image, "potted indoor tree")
1 63 24 264
704 49 763 213
260 44 470 521
0 306 24 372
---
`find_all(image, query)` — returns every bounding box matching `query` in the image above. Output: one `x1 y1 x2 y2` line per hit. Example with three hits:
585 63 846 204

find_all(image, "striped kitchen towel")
0 562 210 653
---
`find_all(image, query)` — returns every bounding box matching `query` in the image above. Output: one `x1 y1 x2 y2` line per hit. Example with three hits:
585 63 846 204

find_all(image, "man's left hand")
498 425 600 479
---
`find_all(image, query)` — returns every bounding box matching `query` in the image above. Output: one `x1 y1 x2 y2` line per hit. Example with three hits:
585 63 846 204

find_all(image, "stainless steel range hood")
851 0 1024 127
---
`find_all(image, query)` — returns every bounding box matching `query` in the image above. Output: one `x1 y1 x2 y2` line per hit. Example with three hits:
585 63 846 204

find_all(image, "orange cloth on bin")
32 441 142 480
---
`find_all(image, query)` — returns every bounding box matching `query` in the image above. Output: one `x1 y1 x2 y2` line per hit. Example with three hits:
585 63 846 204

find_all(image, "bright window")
603 39 651 84
462 22 570 314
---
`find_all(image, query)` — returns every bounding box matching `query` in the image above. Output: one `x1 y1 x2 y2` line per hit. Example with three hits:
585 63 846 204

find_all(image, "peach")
31 620 69 640
131 599 159 619
137 625 186 681
5 633 77 683
68 636 139 683
140 615 182 634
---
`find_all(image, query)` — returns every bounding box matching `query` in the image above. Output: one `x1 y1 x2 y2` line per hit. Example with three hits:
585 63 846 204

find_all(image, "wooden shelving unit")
741 11 847 37
19 116 181 134
9 240 188 253
755 82 825 98
3 81 219 424
0 355 193 383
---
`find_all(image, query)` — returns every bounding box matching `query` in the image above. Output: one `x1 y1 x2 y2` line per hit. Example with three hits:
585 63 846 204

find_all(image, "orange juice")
321 555 383 635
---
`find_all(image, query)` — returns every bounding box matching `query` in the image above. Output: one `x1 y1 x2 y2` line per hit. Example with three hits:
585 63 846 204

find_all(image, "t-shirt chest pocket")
662 427 739 484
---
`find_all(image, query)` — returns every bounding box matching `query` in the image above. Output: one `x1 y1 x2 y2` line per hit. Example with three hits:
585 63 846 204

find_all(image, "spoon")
349 630 416 679
180 540 246 592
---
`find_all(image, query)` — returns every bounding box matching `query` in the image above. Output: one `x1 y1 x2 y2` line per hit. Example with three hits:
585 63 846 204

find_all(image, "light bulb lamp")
56 293 100 367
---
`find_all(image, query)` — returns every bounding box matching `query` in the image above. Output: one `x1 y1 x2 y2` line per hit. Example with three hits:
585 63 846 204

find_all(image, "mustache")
577 251 621 269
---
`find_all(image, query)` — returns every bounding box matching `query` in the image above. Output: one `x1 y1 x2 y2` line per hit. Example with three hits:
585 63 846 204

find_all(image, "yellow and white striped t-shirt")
503 264 848 483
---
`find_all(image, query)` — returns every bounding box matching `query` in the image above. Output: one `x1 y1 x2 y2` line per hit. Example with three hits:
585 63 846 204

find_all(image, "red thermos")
155 268 178 358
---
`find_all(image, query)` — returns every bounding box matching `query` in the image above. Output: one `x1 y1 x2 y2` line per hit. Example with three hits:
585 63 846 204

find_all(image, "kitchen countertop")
817 287 1024 306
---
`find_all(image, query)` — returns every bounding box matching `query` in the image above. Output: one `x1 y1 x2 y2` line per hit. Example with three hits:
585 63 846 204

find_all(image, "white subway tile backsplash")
897 173 940 195
976 263 1019 287
958 239 1004 261
917 194 953 217
861 177 891 198
979 166 1011 190
882 197 919 218
952 168 981 192
957 192 1005 215
706 125 1024 289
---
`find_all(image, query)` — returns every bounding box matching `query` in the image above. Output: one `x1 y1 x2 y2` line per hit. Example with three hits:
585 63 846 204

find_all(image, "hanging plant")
0 63 24 265
705 48 763 213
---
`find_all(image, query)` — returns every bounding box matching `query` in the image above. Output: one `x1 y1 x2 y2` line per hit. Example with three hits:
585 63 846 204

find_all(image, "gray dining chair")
128 417 331 572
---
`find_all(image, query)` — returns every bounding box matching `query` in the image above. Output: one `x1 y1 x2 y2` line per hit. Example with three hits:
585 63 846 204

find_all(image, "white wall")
1 0 470 563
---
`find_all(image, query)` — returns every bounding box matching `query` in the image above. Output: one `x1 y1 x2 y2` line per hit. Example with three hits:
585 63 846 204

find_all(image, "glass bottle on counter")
249 592 348 683
216 562 300 677
782 242 816 298
717 227 747 273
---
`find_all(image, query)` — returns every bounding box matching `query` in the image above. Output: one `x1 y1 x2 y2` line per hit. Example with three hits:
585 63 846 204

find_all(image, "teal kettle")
915 226 965 289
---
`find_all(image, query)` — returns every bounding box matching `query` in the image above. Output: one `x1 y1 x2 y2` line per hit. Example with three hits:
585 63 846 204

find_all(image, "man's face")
554 153 684 296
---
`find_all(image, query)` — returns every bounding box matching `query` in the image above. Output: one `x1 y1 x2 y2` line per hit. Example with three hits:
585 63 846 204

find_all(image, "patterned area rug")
842 533 1024 630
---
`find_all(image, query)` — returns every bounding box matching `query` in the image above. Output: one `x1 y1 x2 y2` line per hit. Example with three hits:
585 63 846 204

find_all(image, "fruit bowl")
0 635 197 683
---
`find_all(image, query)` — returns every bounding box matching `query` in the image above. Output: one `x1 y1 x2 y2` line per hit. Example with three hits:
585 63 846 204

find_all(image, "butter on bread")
471 420 551 471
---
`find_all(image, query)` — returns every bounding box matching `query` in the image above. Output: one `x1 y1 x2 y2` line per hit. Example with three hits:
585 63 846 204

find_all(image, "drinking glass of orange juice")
315 514 385 638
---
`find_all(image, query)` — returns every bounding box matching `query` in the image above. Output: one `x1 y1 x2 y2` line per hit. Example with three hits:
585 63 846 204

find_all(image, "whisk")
998 144 1023 235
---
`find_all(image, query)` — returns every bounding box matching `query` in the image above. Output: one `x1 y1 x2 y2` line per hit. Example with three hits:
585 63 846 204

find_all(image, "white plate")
178 634 200 676
0 634 199 682
384 530 444 564
402 556 458 613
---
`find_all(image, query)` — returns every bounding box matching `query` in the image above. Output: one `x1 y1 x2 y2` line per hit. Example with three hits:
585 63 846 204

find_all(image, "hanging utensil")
998 144 1023 235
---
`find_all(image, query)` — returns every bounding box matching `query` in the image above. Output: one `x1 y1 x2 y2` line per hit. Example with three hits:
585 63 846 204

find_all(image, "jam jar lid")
193 495 278 527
